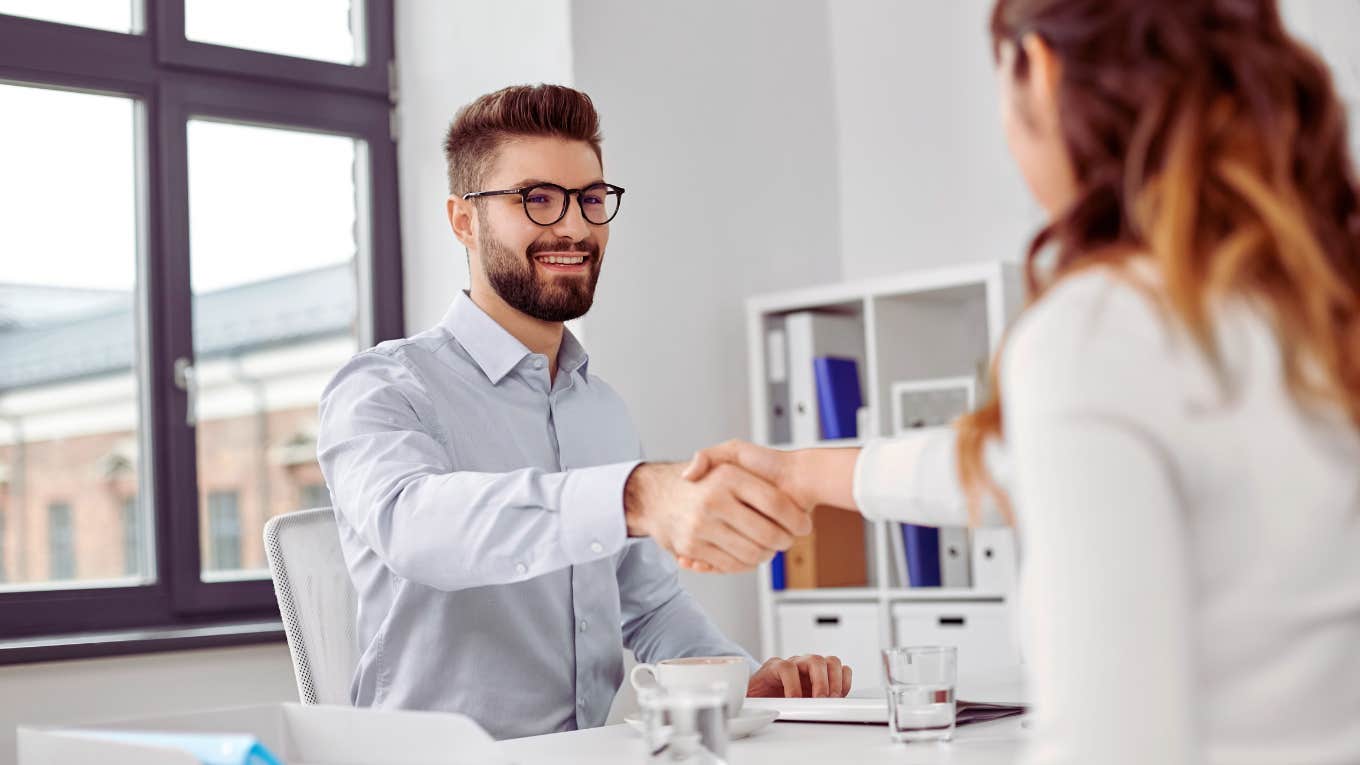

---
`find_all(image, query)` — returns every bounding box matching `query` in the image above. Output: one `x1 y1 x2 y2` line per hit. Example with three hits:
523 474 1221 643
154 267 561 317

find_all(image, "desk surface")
498 716 1027 764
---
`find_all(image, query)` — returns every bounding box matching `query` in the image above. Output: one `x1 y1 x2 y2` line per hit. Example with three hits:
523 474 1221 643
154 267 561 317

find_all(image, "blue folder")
813 357 862 440
901 524 942 587
771 551 786 590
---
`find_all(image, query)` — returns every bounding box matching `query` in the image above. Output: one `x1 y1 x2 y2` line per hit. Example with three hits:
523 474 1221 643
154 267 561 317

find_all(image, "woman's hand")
678 440 861 572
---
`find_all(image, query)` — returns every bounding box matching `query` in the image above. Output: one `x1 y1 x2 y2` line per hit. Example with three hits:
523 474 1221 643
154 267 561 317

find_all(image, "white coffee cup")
630 656 749 717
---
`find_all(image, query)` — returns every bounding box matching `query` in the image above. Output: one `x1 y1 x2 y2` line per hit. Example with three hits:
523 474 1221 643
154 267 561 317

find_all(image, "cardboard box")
17 702 510 765
784 505 867 589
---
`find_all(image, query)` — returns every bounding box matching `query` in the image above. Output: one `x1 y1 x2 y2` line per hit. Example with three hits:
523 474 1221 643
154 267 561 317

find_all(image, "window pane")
206 491 241 571
0 83 150 591
185 0 364 65
47 503 74 580
0 0 135 33
187 119 363 581
300 483 331 510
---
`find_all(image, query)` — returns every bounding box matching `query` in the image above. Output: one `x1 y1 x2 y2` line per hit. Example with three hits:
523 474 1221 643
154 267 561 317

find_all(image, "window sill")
0 620 285 666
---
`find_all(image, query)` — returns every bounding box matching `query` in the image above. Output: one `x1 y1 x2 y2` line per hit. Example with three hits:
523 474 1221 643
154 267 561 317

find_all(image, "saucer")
623 707 779 739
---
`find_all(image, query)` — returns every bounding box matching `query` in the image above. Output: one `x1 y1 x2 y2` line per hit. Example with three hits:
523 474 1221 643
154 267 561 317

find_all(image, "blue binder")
813 357 862 440
901 524 942 587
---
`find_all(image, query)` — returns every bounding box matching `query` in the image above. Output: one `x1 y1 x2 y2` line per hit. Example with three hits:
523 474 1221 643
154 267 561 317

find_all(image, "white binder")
971 527 1018 593
938 526 972 588
784 311 865 445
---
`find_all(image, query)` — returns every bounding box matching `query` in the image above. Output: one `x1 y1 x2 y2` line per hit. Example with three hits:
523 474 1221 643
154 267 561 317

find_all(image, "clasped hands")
623 440 813 574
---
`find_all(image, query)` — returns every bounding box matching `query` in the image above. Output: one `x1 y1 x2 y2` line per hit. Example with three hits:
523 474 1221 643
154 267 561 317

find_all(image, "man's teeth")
538 255 586 265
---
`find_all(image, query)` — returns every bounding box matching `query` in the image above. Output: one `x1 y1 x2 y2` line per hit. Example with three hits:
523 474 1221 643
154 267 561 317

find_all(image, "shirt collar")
442 291 590 385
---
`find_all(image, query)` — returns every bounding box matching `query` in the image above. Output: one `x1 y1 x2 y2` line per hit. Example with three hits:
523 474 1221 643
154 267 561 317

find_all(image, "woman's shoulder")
1001 262 1195 419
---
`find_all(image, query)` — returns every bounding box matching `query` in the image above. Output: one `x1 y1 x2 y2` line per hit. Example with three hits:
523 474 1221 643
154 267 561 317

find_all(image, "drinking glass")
882 646 957 742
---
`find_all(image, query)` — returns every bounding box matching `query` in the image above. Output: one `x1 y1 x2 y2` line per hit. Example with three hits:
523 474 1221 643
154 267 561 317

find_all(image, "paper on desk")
744 696 1025 725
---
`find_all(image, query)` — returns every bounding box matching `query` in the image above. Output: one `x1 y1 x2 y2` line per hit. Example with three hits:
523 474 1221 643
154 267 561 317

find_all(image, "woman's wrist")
788 447 861 509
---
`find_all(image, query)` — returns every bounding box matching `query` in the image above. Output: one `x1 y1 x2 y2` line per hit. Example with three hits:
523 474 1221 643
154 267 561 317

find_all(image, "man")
317 84 853 739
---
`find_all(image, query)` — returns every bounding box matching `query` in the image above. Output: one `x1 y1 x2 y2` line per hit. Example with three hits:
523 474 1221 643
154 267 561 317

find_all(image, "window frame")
0 0 402 659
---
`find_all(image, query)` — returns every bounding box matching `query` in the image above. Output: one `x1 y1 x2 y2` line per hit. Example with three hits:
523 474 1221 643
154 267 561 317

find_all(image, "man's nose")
549 194 591 240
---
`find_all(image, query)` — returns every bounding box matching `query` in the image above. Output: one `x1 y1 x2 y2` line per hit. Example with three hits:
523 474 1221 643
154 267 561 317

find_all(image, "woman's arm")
682 427 1010 527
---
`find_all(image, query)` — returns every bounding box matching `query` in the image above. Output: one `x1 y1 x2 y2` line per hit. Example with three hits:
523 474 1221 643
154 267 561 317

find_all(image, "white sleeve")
1004 275 1199 765
852 427 1011 526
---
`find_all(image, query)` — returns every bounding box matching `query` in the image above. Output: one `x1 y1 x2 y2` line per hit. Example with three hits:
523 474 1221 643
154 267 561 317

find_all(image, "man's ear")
448 194 477 249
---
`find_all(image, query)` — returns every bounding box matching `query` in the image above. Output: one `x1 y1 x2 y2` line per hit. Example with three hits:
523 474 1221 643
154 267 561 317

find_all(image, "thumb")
681 450 711 481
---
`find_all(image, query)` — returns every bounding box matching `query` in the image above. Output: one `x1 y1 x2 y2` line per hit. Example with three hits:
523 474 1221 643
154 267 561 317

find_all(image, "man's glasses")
462 182 625 226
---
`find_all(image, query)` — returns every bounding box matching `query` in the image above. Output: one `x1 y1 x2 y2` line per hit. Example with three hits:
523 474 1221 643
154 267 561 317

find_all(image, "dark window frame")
0 0 402 659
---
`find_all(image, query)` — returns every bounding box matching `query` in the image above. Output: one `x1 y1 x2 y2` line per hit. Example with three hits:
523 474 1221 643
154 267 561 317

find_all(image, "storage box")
17 702 509 765
776 601 881 683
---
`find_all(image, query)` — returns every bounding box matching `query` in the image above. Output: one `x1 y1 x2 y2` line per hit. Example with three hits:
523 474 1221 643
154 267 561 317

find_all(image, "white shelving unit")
746 260 1024 682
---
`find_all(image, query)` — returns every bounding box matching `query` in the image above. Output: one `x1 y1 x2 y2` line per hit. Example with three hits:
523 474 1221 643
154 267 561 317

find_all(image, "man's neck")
467 284 564 380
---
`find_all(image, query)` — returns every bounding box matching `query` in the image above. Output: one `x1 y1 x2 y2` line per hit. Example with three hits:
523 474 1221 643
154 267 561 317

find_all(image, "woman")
685 0 1360 762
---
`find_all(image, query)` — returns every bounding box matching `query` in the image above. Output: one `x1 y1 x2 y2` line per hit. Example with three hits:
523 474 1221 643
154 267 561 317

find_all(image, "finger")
720 465 811 537
841 665 854 697
772 659 801 698
695 502 773 568
800 655 830 698
685 540 750 574
825 655 844 697
723 506 794 553
678 556 715 573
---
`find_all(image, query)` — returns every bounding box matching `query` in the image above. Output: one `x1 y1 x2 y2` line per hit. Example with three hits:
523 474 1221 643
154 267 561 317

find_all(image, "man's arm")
318 352 812 591
318 351 637 591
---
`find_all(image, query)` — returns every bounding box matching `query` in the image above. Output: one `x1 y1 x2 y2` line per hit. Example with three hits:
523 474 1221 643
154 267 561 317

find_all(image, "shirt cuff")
558 460 642 564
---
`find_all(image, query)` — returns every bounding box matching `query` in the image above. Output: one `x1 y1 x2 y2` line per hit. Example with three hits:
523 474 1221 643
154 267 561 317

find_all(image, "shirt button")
589 541 604 554
515 562 528 575
578 619 589 633
578 698 586 708
533 357 545 370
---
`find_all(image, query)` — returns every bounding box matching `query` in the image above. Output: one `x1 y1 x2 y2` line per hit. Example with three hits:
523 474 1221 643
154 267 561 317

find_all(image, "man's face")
470 136 609 322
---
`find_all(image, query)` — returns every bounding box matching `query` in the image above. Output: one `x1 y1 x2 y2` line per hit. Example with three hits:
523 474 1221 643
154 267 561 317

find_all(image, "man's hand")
747 655 853 698
624 462 812 573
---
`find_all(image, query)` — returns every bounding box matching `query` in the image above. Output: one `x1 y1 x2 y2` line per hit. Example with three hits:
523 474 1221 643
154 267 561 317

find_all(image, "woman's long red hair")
958 0 1360 521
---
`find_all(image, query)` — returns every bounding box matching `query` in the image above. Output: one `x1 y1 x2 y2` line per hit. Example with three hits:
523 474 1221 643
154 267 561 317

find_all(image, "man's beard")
478 222 603 322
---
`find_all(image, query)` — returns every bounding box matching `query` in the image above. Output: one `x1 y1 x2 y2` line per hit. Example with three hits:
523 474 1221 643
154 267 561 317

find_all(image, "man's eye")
526 195 551 204
582 195 603 205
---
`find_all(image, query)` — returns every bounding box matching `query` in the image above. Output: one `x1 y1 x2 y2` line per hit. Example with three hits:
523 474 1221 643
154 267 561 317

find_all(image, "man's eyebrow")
509 178 607 188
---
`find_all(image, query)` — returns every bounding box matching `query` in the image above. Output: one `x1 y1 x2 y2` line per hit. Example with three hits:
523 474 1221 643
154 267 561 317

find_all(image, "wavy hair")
957 0 1360 521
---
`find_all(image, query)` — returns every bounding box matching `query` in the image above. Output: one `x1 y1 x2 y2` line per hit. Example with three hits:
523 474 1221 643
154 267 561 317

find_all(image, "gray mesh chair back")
263 507 359 705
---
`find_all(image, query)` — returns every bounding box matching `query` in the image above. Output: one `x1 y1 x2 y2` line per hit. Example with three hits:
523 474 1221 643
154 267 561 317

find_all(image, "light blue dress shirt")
316 291 752 739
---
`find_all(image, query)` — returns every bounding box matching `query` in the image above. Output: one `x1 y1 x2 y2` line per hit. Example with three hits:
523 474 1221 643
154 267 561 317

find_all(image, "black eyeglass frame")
462 182 626 226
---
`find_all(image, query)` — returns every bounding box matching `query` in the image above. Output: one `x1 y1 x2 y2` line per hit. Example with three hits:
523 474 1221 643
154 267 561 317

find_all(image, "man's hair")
443 84 603 197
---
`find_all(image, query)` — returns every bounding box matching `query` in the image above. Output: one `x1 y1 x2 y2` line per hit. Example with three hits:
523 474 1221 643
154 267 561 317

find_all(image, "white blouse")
853 269 1360 765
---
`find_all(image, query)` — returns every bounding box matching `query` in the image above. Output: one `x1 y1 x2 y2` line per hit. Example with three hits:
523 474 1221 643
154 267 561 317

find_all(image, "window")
0 1 400 657
47 503 74 581
206 492 242 573
121 497 141 577
0 0 136 33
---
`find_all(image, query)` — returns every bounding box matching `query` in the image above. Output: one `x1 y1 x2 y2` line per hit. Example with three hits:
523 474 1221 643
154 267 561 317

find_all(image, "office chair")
263 507 359 706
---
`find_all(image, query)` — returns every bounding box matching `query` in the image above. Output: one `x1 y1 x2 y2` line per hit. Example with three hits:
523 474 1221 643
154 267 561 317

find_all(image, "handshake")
623 440 855 574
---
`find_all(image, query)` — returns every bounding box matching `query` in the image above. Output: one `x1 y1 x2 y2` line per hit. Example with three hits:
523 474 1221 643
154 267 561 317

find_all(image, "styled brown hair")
957 0 1360 520
442 84 603 196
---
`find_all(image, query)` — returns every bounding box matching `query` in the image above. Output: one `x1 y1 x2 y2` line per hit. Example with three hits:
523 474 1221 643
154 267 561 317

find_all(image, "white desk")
498 716 1027 764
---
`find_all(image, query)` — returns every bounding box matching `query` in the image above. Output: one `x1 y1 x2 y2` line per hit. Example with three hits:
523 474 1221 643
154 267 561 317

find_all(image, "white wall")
0 644 296 765
829 0 1042 280
569 0 843 657
396 0 575 333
